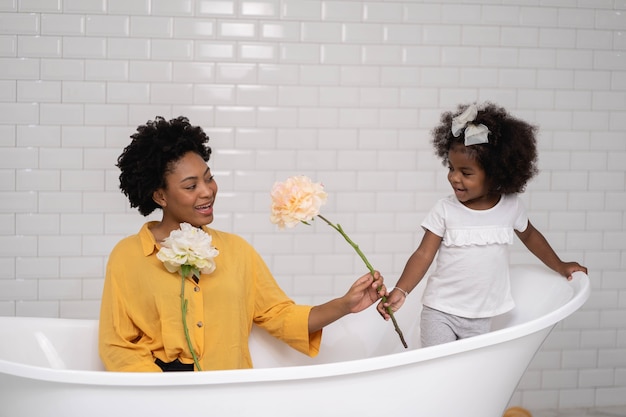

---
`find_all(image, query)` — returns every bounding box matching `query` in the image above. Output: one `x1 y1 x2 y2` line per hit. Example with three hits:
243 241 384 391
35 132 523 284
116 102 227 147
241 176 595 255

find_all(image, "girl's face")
447 144 497 209
153 151 217 230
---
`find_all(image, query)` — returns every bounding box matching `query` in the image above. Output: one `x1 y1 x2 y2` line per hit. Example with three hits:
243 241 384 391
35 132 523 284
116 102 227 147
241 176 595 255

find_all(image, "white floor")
530 406 626 417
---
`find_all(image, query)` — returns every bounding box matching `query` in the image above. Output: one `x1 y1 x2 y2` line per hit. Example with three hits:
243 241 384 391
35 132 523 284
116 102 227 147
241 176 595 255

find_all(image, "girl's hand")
377 287 407 320
559 262 588 281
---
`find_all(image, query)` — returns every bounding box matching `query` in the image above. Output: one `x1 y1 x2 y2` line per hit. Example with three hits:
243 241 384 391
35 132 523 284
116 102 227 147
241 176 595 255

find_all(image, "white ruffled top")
420 194 528 318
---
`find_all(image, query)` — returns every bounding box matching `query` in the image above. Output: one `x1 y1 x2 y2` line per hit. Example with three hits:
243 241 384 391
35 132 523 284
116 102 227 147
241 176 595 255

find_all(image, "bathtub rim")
0 266 589 387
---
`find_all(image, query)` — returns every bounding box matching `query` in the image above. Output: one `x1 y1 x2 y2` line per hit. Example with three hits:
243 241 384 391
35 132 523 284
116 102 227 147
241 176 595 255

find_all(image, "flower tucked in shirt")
156 222 219 277
156 222 219 371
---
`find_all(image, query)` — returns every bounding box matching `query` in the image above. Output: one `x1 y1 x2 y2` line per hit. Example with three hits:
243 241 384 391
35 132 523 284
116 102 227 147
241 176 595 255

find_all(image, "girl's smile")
447 144 498 210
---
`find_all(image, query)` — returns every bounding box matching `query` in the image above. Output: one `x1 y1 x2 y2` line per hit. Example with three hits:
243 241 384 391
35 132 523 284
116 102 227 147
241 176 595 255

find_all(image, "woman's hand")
344 271 386 314
308 271 386 333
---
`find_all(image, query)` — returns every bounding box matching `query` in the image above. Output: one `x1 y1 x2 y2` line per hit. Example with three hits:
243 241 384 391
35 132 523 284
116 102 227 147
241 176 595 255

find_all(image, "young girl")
99 116 386 372
378 102 587 348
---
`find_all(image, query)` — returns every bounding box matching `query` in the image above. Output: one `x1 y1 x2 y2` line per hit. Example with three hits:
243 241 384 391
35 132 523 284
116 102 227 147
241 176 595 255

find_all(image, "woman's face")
153 151 218 229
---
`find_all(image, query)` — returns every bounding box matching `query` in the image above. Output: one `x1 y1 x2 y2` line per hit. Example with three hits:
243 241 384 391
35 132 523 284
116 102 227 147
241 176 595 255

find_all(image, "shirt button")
193 286 200 292
196 321 203 328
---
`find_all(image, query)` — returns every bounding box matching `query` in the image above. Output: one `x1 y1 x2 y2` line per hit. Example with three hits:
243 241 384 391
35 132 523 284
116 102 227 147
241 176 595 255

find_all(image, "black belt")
155 358 194 372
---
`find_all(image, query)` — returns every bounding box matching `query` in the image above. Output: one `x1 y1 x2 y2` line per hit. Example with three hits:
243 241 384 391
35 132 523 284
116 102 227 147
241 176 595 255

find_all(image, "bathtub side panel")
0 328 552 417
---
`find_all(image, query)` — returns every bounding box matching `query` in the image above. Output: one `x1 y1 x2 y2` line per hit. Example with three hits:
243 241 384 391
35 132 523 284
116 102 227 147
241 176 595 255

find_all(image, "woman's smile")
195 201 214 216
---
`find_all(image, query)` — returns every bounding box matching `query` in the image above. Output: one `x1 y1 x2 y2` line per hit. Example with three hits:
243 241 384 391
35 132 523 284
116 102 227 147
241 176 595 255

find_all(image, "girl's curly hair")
117 116 212 216
432 102 538 194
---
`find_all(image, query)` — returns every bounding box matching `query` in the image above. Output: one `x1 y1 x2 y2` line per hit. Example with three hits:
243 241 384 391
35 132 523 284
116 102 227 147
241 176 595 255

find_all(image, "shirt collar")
139 221 160 257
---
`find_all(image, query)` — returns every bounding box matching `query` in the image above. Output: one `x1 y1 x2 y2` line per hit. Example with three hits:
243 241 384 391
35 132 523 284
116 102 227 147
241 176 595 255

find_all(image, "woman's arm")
98 242 162 372
98 279 162 372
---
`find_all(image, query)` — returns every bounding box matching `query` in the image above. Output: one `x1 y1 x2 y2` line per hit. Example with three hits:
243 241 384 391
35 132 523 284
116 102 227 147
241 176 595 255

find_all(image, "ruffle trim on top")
442 227 514 247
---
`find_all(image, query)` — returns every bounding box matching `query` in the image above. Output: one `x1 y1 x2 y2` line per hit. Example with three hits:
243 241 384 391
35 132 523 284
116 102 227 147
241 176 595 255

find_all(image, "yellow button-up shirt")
99 222 321 372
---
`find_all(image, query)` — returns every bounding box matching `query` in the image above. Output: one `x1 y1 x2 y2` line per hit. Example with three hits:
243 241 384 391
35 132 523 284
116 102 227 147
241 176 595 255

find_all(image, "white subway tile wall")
0 0 624 411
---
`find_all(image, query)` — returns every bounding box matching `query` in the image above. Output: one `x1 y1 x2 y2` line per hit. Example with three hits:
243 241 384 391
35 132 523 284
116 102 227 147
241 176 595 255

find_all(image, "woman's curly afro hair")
432 102 539 195
117 116 212 216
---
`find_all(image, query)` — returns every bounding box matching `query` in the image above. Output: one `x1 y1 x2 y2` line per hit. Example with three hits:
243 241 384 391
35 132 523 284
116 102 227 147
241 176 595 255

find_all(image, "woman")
99 116 386 372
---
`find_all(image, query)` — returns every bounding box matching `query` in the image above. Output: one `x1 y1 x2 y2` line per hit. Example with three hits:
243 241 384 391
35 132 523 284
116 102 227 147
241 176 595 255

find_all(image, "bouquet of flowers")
270 176 407 348
156 222 220 371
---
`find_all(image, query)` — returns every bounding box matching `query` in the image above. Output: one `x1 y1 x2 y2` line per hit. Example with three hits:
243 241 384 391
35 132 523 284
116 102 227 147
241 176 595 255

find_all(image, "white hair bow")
451 103 490 146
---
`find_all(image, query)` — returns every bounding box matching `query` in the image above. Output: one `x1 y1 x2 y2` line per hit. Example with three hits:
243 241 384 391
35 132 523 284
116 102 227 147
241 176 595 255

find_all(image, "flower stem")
181 273 203 371
317 214 408 348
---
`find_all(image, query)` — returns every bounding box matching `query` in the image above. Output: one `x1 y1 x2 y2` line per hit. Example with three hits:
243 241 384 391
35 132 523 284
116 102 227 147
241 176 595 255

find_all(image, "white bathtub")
0 264 589 417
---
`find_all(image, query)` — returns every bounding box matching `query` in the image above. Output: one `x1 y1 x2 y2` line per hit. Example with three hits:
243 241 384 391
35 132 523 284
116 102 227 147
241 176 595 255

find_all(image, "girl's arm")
378 229 442 320
515 221 587 280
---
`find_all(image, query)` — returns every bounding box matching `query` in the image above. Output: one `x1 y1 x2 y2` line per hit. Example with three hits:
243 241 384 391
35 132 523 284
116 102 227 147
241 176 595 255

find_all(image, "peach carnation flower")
270 175 328 229
270 176 407 348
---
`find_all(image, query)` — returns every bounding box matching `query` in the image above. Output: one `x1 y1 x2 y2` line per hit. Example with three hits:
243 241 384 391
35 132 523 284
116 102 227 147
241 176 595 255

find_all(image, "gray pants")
420 305 492 348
